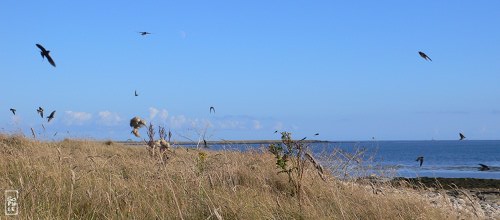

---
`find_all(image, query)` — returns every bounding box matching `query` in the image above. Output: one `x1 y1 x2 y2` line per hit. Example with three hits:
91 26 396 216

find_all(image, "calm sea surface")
185 140 500 179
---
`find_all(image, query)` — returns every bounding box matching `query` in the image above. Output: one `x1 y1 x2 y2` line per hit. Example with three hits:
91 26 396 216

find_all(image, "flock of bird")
3 44 58 135
9 105 56 123
415 132 491 171
9 33 490 171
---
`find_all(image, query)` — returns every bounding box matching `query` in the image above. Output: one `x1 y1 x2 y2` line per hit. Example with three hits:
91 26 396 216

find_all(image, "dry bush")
0 134 464 219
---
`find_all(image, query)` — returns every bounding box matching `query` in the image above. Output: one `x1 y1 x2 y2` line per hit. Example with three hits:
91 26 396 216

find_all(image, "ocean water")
194 140 500 179
315 140 500 180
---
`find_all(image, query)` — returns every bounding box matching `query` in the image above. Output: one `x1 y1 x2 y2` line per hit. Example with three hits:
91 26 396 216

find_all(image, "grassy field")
0 134 465 219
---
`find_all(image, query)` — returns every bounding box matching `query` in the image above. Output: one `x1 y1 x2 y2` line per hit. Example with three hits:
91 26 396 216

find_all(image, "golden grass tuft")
0 135 464 219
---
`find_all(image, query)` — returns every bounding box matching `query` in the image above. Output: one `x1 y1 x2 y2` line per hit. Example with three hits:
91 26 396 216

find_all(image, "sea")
181 140 500 180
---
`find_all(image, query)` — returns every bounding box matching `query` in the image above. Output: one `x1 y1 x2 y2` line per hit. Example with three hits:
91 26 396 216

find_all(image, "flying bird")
459 133 466 140
47 111 56 122
418 51 432 61
36 44 56 67
134 90 138 96
9 108 16 115
314 133 319 136
138 31 151 36
478 164 490 171
37 107 44 118
274 130 278 134
300 137 307 141
210 106 215 114
416 156 424 167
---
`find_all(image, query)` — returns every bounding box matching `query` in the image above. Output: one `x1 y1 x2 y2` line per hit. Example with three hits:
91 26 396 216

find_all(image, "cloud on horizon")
149 107 169 122
415 110 470 115
252 120 262 130
97 111 122 126
64 111 92 125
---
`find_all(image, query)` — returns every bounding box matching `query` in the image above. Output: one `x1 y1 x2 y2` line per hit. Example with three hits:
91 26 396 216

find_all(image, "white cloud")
149 107 169 122
97 111 122 126
190 118 212 128
217 119 245 129
167 115 212 129
149 107 159 120
252 120 262 130
170 115 187 128
159 109 168 120
273 122 284 131
64 111 92 125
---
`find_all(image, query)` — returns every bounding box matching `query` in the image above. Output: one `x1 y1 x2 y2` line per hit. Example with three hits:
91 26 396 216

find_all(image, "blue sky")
1 1 499 141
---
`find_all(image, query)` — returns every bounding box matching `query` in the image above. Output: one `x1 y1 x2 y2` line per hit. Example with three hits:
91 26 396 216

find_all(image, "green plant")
268 132 308 208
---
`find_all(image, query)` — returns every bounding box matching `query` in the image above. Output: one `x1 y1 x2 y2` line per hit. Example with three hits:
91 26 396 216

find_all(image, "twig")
30 127 36 139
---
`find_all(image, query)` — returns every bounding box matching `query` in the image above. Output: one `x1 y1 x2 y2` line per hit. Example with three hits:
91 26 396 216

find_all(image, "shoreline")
117 139 329 146
359 176 500 218
391 177 500 190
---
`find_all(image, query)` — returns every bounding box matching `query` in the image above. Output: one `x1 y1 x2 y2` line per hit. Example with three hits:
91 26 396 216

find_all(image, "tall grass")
0 134 462 219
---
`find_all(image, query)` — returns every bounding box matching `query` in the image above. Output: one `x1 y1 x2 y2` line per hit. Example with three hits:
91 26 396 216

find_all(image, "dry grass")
0 134 463 219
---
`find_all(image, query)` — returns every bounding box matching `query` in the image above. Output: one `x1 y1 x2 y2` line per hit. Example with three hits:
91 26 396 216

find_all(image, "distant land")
117 139 330 146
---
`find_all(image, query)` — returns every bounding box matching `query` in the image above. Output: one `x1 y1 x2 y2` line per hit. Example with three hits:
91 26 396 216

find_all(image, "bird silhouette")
418 51 432 61
300 137 307 141
135 90 138 96
210 106 215 114
47 111 56 122
168 130 172 142
138 32 151 36
416 156 424 167
314 133 319 136
203 139 208 148
36 44 56 67
37 107 44 118
274 130 278 134
459 133 466 140
9 108 16 115
478 164 490 171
